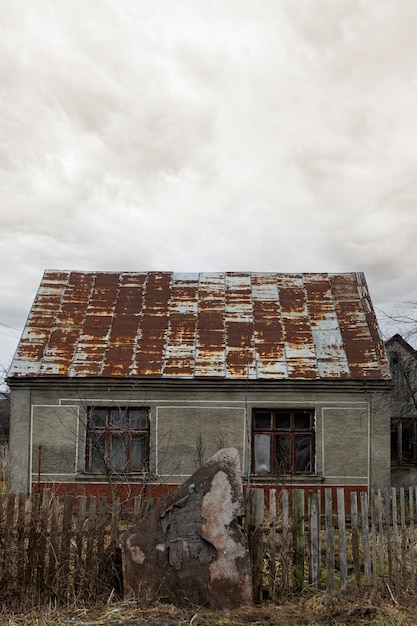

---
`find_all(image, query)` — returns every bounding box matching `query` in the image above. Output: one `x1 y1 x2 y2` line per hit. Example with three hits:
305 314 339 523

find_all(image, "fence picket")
350 492 361 588
47 496 59 597
410 487 415 587
325 489 334 589
377 490 385 579
16 492 26 586
384 488 393 585
281 489 290 594
60 494 74 596
246 488 264 604
74 495 87 595
293 490 305 592
370 491 377 583
360 492 371 584
392 488 399 592
337 488 347 589
268 489 277 601
400 488 407 588
308 491 320 587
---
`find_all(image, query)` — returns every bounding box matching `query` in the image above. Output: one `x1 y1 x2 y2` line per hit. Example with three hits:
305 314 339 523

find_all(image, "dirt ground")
3 590 417 626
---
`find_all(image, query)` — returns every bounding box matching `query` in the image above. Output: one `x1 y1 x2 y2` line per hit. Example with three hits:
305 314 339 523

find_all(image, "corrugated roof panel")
303 274 350 378
329 273 382 379
194 273 226 378
278 275 318 378
69 273 119 376
163 275 198 377
252 274 286 379
225 274 256 378
10 270 70 376
40 272 95 376
102 273 146 376
134 272 172 376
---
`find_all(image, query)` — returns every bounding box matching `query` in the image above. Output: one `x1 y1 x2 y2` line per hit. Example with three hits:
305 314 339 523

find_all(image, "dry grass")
3 589 417 626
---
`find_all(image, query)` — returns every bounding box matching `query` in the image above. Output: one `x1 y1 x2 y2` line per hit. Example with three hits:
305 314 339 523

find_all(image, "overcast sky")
2 0 417 387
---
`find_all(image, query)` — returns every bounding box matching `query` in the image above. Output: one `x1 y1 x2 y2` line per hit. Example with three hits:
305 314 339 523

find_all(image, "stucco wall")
8 379 391 494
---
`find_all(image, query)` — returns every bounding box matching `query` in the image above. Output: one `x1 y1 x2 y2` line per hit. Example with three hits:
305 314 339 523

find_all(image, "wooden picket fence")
247 486 417 603
2 486 417 610
0 489 147 610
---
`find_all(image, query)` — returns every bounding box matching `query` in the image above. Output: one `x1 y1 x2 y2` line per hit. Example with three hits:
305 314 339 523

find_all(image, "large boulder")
122 448 252 608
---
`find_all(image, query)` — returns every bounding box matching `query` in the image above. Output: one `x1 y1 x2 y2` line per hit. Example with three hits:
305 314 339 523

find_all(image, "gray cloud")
2 0 417 383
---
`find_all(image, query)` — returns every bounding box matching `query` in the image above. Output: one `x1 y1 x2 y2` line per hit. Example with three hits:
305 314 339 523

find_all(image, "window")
86 407 149 473
252 409 314 475
391 417 417 466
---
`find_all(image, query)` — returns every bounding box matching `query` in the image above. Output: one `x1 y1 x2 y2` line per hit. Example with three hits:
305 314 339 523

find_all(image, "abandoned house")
7 270 392 500
385 334 417 488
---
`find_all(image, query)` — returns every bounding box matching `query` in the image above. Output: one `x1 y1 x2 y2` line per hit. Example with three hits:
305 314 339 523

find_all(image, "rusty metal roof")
8 271 390 381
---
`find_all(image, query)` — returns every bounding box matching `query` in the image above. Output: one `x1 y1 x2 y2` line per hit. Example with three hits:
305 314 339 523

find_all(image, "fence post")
409 487 415 588
325 488 334 589
293 489 305 592
391 487 399 593
308 491 320 587
400 488 407 588
246 488 264 604
337 488 347 589
60 494 74 596
281 489 290 594
268 489 277 601
360 492 371 584
350 492 361 588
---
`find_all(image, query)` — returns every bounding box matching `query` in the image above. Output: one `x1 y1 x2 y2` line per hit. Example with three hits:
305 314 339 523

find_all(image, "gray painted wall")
8 379 392 493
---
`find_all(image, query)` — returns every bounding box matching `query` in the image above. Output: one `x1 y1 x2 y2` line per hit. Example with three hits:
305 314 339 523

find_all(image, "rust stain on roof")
8 271 391 381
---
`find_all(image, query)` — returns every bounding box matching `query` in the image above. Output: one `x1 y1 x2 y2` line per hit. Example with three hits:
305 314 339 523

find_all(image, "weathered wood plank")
74 495 87 594
268 489 277 601
308 491 320 587
60 494 74 594
377 489 385 579
384 488 393 585
293 490 305 592
325 489 334 589
370 490 377 583
392 488 399 592
410 487 415 588
350 492 361 588
281 489 290 594
247 488 264 604
360 492 371 584
400 488 407 589
47 496 60 596
337 488 347 589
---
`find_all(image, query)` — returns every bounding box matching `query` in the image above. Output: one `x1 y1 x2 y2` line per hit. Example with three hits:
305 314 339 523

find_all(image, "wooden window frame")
391 417 417 467
252 408 315 476
86 406 150 474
